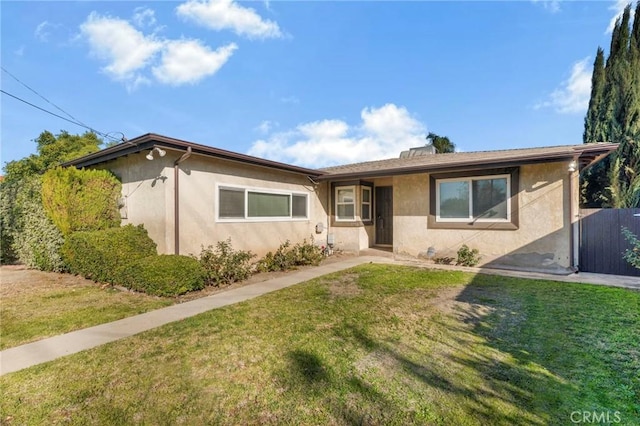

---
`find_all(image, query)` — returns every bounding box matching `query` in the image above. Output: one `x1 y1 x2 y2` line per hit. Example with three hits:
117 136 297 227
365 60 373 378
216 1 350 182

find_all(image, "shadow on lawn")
454 276 640 423
284 318 564 425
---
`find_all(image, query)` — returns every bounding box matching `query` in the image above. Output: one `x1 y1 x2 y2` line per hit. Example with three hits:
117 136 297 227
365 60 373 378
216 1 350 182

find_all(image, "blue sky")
0 0 631 168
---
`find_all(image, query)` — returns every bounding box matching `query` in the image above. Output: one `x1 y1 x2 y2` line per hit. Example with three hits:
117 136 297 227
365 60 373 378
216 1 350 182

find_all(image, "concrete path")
0 256 383 376
1 255 637 376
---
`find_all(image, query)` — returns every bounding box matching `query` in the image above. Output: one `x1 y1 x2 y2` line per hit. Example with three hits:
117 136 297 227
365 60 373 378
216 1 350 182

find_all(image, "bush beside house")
42 166 121 235
116 255 206 297
10 177 65 272
61 225 157 283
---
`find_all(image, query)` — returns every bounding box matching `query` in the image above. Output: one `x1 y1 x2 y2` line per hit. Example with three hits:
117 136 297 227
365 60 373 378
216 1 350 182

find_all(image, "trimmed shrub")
256 238 324 272
42 166 121 235
116 255 206 296
456 244 481 267
9 177 65 271
61 225 156 283
197 239 255 286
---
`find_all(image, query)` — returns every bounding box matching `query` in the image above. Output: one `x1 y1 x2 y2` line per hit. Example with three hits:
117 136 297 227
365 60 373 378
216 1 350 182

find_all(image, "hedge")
115 255 206 297
7 176 65 271
61 225 156 283
42 166 121 236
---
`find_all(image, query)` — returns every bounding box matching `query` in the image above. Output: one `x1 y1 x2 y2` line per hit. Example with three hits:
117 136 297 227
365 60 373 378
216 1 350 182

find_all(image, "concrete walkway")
0 256 383 376
1 255 637 376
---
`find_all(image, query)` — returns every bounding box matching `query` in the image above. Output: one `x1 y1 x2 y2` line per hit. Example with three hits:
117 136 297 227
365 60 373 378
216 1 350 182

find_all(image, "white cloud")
536 57 592 114
80 11 235 89
132 7 157 28
606 0 634 34
34 21 61 42
80 12 163 87
153 40 237 85
256 120 277 133
248 103 428 168
531 0 561 14
176 0 282 39
280 95 299 104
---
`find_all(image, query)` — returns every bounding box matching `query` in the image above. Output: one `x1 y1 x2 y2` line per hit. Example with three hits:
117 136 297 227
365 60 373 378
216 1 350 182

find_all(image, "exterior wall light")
146 147 166 161
568 161 577 172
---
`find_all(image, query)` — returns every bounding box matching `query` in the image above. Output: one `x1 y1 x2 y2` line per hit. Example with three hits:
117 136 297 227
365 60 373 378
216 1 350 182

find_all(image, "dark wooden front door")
375 186 393 245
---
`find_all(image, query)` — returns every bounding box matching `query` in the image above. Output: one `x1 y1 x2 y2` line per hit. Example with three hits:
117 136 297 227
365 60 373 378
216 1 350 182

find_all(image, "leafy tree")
2 130 102 184
427 132 456 153
583 2 640 208
1 130 103 264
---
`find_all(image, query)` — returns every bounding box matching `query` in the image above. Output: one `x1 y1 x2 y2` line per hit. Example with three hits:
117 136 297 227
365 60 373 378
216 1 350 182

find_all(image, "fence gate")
579 208 640 277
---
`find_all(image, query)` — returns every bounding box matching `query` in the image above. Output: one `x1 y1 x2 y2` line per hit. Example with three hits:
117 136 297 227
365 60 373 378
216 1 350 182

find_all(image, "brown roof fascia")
63 133 326 177
318 143 620 181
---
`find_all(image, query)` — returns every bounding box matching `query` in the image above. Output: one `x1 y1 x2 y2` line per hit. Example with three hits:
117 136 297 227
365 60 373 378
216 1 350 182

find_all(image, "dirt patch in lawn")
327 272 362 299
0 265 100 298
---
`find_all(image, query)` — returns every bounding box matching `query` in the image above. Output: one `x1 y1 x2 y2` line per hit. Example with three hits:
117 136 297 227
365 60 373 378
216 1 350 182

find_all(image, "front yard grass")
1 264 638 425
0 268 172 350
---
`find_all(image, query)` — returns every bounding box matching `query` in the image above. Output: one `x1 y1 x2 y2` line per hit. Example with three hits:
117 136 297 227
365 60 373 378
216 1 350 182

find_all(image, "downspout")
568 157 579 272
174 147 192 255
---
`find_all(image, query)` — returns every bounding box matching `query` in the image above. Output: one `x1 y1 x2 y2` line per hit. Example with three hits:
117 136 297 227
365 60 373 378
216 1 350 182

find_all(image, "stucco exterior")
391 163 574 272
101 149 328 257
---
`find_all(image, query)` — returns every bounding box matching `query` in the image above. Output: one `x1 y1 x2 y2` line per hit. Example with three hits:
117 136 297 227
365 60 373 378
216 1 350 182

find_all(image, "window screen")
292 194 308 218
219 188 245 218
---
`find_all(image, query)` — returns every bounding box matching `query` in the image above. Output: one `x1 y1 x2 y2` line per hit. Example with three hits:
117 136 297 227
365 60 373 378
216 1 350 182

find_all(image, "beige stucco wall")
393 162 574 272
101 150 329 257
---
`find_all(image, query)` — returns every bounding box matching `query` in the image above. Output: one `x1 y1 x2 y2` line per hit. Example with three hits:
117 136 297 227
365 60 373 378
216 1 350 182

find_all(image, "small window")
292 194 308 218
436 175 509 222
336 186 355 221
361 187 372 221
219 188 245 218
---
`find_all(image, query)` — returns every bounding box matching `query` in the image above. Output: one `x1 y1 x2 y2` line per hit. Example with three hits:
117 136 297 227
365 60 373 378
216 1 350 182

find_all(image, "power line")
1 66 89 128
0 89 122 143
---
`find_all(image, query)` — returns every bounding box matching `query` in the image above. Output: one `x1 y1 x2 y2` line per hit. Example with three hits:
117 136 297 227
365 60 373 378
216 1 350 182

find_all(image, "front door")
375 186 393 245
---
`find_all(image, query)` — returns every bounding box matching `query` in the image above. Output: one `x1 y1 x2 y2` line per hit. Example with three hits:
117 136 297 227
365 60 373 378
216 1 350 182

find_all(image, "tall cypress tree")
583 2 640 208
583 48 606 143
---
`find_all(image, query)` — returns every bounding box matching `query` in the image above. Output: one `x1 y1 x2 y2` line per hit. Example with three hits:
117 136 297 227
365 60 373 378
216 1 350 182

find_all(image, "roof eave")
63 133 325 177
319 143 620 181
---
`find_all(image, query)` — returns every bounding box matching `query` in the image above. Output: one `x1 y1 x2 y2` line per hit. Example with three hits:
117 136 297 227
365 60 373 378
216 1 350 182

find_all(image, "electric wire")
1 66 89 128
1 89 122 143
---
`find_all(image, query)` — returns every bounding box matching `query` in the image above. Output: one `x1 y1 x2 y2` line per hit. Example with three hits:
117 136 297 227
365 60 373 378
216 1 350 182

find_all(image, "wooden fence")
579 208 640 277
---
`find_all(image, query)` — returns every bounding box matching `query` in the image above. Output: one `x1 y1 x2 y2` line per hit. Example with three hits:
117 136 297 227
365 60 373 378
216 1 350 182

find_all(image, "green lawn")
0 273 172 350
1 264 638 425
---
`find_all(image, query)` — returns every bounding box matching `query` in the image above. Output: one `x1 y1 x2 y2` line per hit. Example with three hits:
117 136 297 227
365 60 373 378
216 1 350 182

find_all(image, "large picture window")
218 185 308 221
436 175 510 222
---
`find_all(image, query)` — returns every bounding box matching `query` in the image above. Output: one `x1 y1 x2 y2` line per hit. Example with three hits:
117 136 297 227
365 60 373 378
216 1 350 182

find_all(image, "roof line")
63 133 325 177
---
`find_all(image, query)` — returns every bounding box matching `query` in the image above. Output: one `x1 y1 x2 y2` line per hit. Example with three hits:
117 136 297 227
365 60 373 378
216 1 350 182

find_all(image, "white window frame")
216 183 309 222
435 174 511 223
335 185 356 222
361 187 372 222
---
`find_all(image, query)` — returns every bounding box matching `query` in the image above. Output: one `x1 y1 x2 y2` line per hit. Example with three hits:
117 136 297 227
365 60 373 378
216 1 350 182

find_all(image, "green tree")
427 132 456 153
583 48 607 143
0 130 103 264
582 2 640 208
